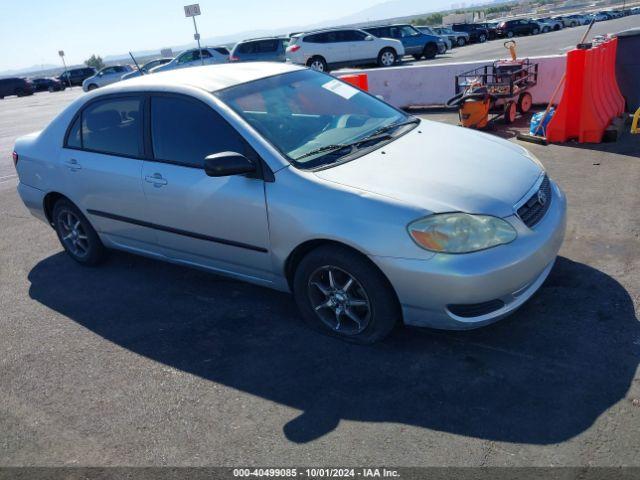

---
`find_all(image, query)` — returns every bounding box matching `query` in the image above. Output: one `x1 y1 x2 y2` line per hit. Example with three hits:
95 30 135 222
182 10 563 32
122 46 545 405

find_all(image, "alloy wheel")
307 266 371 336
58 210 90 258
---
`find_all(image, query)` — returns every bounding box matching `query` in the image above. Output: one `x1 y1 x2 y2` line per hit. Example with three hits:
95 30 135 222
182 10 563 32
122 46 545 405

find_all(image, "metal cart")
453 58 539 124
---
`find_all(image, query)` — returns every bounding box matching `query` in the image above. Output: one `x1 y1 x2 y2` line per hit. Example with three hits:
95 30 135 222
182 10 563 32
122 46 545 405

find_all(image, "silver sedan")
14 63 566 343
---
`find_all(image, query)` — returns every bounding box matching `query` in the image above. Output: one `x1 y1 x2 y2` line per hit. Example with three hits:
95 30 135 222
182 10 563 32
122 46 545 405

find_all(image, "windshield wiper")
293 133 392 161
365 117 421 139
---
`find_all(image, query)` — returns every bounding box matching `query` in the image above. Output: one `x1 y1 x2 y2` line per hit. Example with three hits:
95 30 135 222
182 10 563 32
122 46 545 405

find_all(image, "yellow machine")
632 107 640 134
456 89 492 129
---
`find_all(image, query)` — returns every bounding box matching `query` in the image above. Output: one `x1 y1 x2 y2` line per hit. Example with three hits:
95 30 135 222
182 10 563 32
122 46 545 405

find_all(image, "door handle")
145 173 168 187
65 159 82 171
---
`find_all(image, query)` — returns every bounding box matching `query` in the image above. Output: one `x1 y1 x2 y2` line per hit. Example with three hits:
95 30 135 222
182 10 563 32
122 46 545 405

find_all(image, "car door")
141 94 272 281
59 95 156 249
343 30 377 62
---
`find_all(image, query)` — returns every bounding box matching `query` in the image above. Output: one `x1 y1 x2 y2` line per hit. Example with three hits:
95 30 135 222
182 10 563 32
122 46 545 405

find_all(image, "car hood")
314 120 543 218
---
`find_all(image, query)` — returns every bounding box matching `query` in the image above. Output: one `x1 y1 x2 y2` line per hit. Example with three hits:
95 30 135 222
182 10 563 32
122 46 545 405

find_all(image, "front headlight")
408 213 517 253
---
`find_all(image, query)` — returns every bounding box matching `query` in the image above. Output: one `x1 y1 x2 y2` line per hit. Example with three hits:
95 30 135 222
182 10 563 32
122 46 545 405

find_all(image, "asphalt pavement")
407 15 640 66
1 86 639 465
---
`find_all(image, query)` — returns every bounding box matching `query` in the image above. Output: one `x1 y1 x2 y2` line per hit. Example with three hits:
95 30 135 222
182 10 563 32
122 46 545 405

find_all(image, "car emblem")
537 189 547 206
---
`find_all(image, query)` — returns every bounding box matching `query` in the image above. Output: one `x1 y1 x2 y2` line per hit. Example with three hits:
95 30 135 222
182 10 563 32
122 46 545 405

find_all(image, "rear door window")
81 97 143 157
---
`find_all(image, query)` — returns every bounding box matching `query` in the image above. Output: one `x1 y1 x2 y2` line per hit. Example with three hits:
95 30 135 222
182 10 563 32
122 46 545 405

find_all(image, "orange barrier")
338 73 369 92
546 38 625 143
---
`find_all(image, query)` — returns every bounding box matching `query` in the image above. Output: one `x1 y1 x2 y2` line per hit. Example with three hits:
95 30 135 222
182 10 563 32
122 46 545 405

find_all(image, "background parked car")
495 19 540 38
151 47 229 73
229 37 289 63
450 23 489 43
553 15 580 27
57 67 96 87
122 58 173 80
433 27 470 47
82 65 132 92
30 77 65 92
0 77 34 99
414 26 452 50
286 28 404 71
364 24 445 59
587 12 610 22
535 17 564 31
473 22 499 40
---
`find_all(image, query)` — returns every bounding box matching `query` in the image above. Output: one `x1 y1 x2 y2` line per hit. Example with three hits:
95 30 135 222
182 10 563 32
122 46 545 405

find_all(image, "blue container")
530 108 555 136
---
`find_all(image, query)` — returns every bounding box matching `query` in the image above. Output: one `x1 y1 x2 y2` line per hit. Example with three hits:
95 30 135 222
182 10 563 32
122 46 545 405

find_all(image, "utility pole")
58 50 72 88
184 4 204 66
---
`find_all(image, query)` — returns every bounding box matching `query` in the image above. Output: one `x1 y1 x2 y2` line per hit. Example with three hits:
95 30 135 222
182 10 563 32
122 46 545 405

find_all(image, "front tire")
53 199 106 266
377 48 397 67
423 43 438 60
506 31 514 38
293 245 399 344
479 33 487 43
504 101 517 124
457 37 467 47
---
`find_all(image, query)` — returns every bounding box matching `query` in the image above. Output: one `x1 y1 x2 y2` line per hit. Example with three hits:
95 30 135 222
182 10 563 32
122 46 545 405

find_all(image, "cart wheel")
504 101 517 124
517 92 533 114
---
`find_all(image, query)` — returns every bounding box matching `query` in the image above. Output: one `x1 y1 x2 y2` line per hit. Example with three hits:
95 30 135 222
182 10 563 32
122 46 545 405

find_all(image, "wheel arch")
284 239 400 305
43 191 71 226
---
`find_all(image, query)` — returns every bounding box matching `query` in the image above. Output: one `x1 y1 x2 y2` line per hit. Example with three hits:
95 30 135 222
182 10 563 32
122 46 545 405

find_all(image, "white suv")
286 28 405 72
151 47 229 73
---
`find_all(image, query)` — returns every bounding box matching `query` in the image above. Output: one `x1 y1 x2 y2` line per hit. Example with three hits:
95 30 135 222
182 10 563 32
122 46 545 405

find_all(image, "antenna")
129 52 143 75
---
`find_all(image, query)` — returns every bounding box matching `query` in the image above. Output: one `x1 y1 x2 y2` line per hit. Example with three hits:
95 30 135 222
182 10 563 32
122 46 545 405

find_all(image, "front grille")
517 175 552 228
447 299 505 318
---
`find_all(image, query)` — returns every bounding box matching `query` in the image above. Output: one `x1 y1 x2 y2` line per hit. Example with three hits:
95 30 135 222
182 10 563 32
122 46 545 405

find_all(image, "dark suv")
450 23 490 43
495 19 541 38
0 77 34 99
57 67 96 87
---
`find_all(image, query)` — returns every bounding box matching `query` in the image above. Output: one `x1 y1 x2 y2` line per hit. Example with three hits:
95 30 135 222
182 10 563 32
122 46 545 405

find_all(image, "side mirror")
204 152 256 177
365 35 375 41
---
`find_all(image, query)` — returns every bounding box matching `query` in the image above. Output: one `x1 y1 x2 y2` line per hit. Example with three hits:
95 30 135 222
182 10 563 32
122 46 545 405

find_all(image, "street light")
184 4 204 66
58 50 72 88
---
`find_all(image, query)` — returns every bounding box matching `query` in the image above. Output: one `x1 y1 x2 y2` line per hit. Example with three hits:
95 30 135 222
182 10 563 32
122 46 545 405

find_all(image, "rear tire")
423 43 438 60
293 245 399 344
412 54 423 61
457 37 466 47
87 84 98 91
507 31 514 38
479 33 487 43
306 56 328 72
504 101 517 124
52 199 106 266
15 88 25 97
377 48 397 67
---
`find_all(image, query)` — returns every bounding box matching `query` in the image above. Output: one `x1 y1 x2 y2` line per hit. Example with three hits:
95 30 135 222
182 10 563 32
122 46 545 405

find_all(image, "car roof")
111 62 304 93
293 27 365 37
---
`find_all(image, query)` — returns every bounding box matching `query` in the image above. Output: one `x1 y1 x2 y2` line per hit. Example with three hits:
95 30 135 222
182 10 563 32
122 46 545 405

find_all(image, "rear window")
80 97 143 157
214 47 229 55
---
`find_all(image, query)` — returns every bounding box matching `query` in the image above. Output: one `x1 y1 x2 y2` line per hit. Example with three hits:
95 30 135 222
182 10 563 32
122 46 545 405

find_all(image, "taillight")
12 151 18 168
229 55 239 62
287 45 301 53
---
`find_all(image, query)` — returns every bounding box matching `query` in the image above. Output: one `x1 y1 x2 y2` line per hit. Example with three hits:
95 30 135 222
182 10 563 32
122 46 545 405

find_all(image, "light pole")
184 4 204 66
58 50 72 88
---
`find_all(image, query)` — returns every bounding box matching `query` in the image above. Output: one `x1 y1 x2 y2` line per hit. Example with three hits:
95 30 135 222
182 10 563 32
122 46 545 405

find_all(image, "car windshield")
216 69 413 169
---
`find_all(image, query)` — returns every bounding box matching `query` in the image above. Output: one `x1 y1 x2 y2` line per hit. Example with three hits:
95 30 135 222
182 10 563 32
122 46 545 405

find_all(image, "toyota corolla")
14 63 566 343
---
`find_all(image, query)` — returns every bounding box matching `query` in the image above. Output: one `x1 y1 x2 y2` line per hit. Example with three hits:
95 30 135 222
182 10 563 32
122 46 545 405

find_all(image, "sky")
0 0 392 72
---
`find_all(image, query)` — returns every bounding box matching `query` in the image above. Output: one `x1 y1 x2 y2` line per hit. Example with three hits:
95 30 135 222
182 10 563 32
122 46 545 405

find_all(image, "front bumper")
371 180 567 330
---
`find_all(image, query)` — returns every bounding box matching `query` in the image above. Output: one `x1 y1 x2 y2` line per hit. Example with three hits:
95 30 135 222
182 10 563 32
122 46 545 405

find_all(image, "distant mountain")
0 64 59 78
